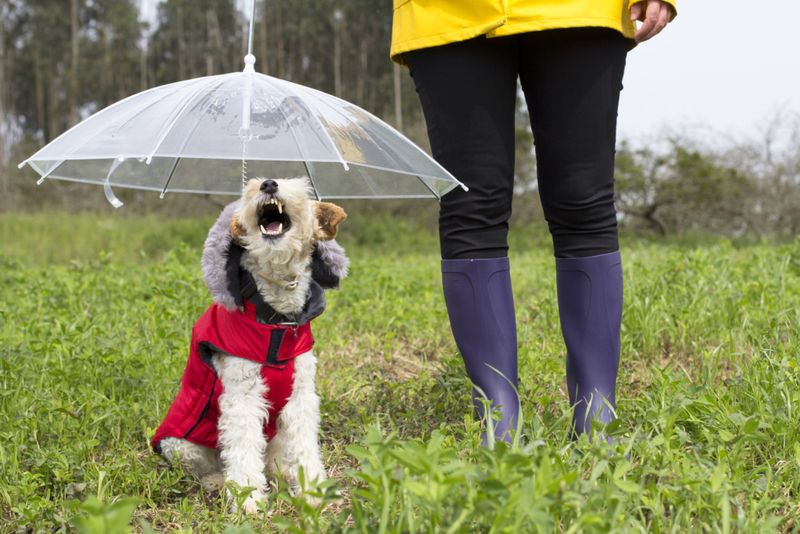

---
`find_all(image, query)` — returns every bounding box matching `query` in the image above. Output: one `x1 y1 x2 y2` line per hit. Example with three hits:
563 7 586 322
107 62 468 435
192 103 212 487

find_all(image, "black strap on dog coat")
225 243 329 326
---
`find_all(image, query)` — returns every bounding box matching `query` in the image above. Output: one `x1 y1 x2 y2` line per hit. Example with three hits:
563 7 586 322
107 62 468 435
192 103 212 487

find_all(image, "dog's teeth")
278 201 282 214
278 223 283 233
260 224 267 234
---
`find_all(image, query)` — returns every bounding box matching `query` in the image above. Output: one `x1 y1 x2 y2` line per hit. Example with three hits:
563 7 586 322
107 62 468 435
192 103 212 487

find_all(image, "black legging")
405 28 628 259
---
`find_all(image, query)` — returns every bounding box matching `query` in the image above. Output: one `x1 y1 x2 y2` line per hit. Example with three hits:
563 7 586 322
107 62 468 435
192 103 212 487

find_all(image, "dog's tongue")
266 221 282 232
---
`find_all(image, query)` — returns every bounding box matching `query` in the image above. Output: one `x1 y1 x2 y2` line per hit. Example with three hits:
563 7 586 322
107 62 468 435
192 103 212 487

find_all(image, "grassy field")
0 212 799 533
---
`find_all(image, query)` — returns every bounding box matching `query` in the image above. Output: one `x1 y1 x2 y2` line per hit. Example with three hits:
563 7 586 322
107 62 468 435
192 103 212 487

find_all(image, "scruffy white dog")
151 177 347 513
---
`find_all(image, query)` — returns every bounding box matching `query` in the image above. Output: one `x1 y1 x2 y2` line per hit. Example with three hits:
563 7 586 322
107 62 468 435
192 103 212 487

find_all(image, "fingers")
630 2 642 21
634 1 672 43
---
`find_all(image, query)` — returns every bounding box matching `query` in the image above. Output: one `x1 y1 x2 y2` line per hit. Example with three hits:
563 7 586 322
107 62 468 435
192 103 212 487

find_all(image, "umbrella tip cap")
244 54 256 72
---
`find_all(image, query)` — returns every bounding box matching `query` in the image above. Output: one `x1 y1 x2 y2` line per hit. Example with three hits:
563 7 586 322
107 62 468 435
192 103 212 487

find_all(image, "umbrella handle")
240 54 256 189
104 158 124 208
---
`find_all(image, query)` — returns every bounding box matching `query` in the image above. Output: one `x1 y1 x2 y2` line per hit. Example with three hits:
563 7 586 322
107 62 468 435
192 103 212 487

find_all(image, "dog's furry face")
230 178 346 266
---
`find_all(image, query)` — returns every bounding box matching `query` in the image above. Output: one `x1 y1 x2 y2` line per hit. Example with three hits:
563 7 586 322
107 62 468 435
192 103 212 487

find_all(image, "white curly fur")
159 177 344 513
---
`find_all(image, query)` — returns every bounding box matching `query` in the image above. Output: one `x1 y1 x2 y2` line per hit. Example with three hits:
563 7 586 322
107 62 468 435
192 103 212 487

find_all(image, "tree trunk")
394 63 403 131
48 63 60 142
177 0 186 80
207 9 225 74
69 0 80 127
206 10 215 76
141 36 148 91
275 0 285 79
149 37 156 91
259 0 268 75
357 20 367 107
187 4 197 79
297 0 305 84
33 45 46 144
0 11 6 198
333 9 342 98
104 29 113 108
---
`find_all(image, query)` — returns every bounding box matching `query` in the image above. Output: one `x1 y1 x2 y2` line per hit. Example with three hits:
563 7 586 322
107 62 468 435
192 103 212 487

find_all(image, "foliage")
615 142 754 236
3 2 800 237
66 495 141 534
614 117 800 240
1 214 799 531
3 0 142 141
0 0 421 214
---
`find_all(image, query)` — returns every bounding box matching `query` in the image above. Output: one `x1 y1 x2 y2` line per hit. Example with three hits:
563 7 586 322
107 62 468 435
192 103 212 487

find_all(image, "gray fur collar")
201 201 349 311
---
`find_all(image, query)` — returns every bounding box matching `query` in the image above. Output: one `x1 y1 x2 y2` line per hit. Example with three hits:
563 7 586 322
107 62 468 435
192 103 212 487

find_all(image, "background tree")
615 142 754 236
0 0 798 241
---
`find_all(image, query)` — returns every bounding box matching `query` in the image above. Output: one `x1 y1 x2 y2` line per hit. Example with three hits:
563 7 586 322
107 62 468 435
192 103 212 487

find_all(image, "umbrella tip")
17 161 26 169
244 54 256 73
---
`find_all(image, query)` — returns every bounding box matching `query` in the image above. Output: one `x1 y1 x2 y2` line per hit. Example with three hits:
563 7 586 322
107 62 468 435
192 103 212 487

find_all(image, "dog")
151 177 347 513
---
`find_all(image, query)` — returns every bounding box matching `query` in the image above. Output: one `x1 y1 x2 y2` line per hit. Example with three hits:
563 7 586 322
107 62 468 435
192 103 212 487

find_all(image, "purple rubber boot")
555 251 624 441
442 257 520 445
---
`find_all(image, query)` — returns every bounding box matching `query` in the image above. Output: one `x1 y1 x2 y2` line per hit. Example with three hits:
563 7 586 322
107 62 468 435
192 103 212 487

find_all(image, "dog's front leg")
274 350 326 504
214 354 270 514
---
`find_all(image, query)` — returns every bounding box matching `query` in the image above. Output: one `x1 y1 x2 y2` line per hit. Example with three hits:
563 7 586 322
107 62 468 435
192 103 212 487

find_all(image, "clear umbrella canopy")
19 56 466 203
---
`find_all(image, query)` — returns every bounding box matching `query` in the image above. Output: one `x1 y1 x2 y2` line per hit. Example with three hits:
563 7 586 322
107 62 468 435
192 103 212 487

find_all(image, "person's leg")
405 37 521 444
518 28 628 439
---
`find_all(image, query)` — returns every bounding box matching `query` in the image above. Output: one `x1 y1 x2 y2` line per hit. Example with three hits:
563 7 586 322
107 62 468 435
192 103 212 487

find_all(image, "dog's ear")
230 213 247 245
314 202 347 241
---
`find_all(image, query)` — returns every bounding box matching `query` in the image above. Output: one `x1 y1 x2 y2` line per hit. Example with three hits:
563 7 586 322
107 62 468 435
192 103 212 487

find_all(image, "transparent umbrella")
18 15 466 206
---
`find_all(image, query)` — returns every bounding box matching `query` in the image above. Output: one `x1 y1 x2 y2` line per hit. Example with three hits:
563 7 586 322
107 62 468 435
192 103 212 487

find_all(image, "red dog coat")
152 299 314 452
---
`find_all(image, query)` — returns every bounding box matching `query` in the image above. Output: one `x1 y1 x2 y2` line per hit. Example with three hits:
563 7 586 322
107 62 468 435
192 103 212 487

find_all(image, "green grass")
0 213 799 532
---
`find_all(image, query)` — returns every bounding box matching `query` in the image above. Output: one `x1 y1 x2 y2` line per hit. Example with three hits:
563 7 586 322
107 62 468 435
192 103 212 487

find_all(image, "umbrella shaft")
247 0 256 57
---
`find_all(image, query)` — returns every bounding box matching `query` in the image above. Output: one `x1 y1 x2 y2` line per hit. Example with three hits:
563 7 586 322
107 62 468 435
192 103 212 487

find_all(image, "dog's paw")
202 473 225 493
229 495 266 515
240 497 261 515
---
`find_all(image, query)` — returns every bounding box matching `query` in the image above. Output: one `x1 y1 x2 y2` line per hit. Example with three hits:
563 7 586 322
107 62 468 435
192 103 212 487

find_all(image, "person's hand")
630 1 673 44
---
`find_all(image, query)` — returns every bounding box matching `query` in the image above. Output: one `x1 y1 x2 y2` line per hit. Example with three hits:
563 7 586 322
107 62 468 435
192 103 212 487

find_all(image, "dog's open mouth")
258 198 291 239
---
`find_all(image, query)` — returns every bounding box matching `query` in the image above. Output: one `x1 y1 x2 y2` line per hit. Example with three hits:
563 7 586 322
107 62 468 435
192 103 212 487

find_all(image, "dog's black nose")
260 180 278 194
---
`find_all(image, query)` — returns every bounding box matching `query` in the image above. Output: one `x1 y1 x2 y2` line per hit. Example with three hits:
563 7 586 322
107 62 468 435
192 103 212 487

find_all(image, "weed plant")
0 213 798 532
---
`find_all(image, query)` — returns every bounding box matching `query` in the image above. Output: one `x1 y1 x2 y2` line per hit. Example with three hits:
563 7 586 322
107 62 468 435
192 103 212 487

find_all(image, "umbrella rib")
270 93 322 178
303 161 321 201
146 75 234 163
18 85 166 166
158 76 232 197
316 97 415 173
160 158 182 198
273 83 452 200
300 87 467 193
253 77 324 167
352 118 458 197
21 78 216 168
274 83 350 170
106 77 221 156
416 174 441 200
34 159 66 183
352 165 382 197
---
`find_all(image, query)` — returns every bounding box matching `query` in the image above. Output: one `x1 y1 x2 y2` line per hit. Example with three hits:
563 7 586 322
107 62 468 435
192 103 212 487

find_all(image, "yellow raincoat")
391 0 677 66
